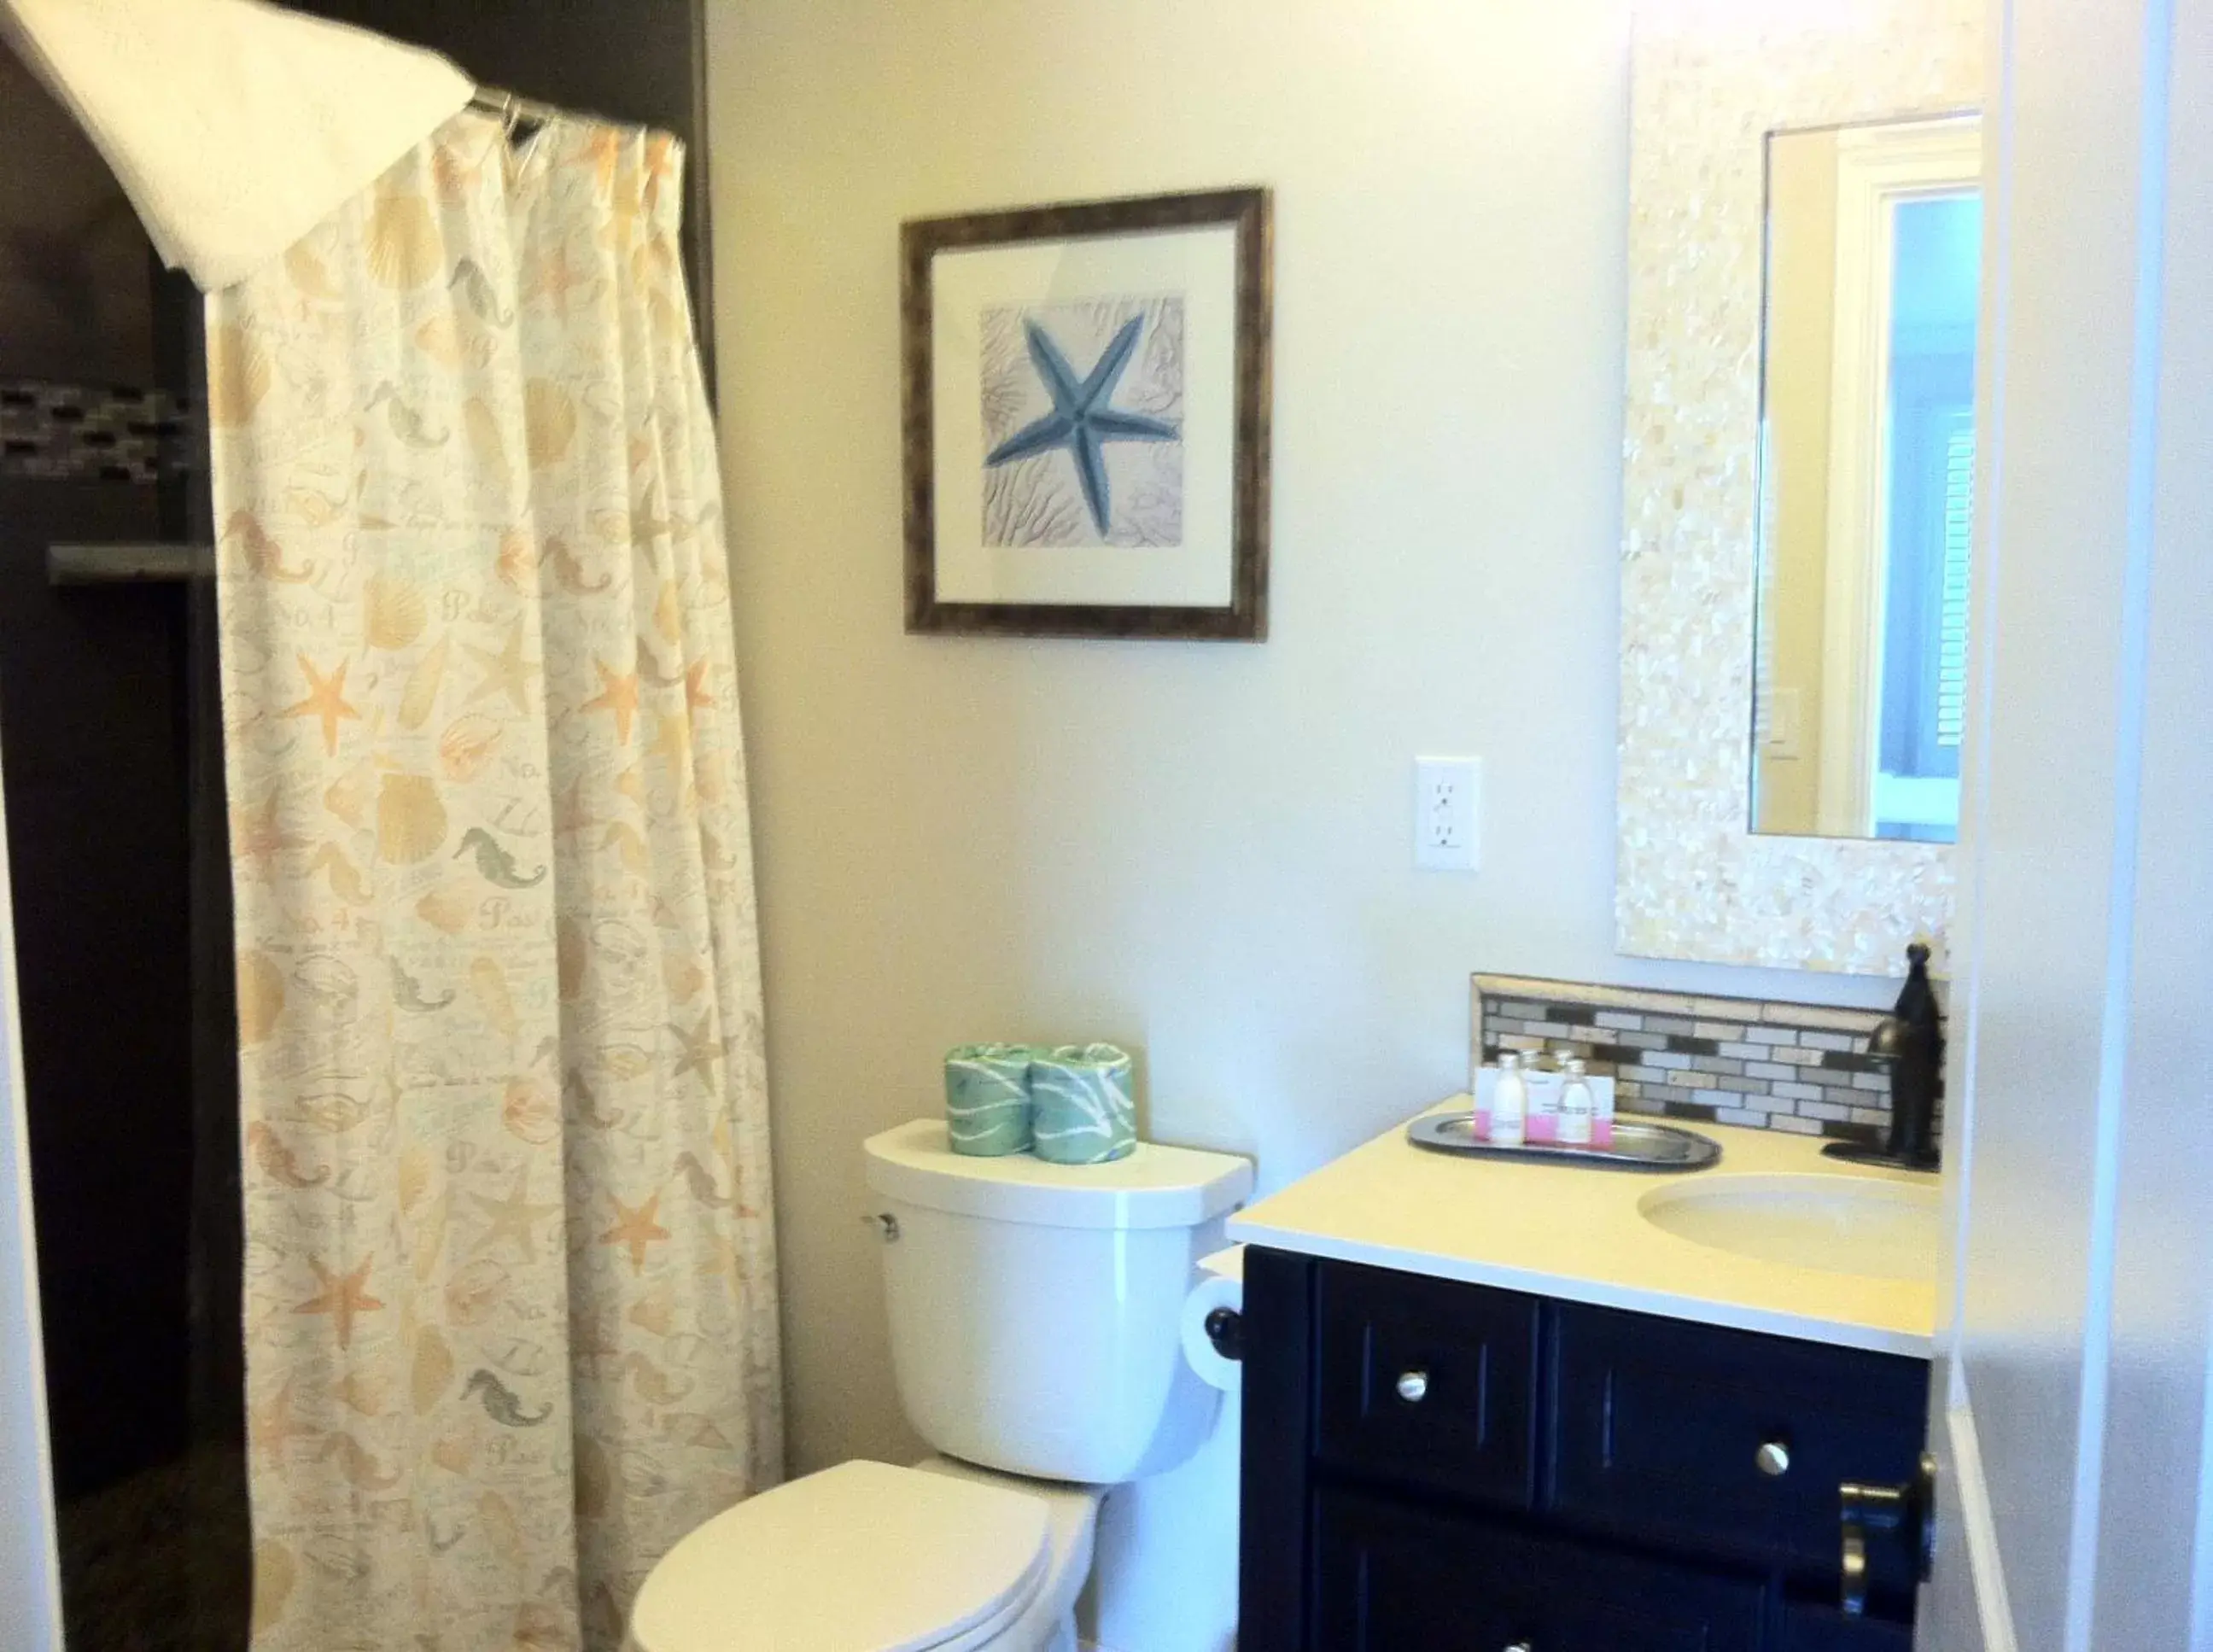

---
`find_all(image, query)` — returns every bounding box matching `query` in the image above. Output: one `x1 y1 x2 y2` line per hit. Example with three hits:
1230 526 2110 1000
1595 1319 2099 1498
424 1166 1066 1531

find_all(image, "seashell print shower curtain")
206 112 780 1651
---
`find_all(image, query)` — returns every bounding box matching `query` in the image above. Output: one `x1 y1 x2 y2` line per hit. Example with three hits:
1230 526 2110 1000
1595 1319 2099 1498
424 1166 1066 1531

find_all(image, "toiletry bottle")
1491 1051 1527 1147
1526 1049 1565 1138
1558 1056 1594 1147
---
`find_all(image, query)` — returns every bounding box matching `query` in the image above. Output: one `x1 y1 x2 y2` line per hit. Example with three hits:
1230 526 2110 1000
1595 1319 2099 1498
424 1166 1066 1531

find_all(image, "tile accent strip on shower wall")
1471 973 1911 1149
0 379 190 484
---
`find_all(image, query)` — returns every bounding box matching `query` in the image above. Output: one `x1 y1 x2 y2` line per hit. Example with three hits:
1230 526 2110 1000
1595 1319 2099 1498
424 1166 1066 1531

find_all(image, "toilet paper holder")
1202 1305 1243 1362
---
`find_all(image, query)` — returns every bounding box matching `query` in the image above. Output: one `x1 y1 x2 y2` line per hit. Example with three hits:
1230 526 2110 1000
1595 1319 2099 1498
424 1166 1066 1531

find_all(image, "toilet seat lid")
629 1459 1053 1652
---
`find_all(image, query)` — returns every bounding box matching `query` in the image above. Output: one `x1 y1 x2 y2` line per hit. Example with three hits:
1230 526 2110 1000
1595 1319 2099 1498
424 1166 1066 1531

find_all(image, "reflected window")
1874 194 1979 840
1751 114 1982 843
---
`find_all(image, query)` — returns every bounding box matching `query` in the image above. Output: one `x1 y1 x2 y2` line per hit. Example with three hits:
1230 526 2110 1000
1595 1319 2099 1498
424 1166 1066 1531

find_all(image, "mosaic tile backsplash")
1 379 191 484
1472 974 1937 1151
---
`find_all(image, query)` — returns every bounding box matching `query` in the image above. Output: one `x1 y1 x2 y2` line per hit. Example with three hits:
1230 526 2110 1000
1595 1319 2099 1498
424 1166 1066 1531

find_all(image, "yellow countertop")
1225 1098 1939 1358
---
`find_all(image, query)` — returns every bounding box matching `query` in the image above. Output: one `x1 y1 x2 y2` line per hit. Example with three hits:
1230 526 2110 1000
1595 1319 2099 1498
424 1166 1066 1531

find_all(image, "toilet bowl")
628 1457 1096 1652
630 1120 1252 1652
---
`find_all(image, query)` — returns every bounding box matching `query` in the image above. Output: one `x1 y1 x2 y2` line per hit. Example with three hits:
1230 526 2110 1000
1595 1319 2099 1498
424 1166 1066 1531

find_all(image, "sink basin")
1638 1173 1940 1281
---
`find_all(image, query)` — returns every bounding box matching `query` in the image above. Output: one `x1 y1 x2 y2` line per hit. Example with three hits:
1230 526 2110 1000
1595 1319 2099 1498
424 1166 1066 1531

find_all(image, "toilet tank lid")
864 1119 1253 1230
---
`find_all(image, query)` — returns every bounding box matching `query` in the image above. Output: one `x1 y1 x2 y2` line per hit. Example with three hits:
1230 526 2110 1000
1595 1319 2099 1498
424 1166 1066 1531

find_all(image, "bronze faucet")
1823 943 1943 1173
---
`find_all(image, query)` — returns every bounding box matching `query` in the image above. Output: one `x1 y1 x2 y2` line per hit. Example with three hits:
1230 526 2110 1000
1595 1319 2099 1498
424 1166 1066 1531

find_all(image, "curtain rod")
466 85 607 138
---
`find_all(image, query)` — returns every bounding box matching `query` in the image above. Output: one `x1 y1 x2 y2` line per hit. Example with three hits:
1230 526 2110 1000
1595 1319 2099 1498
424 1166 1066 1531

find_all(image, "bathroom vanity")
1228 1105 1936 1651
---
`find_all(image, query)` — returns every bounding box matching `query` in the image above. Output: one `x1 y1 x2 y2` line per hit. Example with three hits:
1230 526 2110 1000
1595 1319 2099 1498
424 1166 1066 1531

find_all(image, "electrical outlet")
1415 757 1481 872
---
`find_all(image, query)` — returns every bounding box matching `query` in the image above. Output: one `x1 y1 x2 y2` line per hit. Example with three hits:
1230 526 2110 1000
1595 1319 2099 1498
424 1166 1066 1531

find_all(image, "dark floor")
57 1447 250 1652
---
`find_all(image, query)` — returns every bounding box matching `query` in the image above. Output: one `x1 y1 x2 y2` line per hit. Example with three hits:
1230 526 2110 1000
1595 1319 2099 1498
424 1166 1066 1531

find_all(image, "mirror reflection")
1751 114 1982 844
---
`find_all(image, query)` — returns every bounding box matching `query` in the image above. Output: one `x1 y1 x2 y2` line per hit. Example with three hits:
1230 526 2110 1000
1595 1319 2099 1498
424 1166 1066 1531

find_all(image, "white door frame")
1927 0 2213 1646
0 759 61 1648
1816 115 1982 838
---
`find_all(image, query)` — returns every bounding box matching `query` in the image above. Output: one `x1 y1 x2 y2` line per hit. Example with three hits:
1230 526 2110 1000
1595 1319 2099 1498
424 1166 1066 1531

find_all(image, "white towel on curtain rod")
0 0 472 289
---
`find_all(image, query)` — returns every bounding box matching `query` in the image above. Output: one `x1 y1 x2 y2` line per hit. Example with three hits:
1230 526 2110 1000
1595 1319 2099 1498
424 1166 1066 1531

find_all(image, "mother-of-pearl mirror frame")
1616 0 1982 975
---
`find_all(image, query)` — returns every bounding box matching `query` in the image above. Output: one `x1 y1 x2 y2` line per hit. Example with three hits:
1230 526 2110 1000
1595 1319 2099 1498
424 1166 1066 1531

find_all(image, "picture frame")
900 187 1273 641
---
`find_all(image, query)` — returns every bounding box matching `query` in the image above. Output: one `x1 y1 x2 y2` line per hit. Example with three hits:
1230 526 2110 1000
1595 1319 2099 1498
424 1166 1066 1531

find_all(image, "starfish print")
294 1253 384 1350
581 657 641 744
281 654 361 756
231 789 307 879
599 1191 669 1275
466 621 539 714
986 314 1179 534
470 1165 562 1262
669 1013 722 1084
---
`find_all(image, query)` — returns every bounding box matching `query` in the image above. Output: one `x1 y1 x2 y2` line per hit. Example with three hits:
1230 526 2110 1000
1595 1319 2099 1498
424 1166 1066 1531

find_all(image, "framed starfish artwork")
901 188 1272 639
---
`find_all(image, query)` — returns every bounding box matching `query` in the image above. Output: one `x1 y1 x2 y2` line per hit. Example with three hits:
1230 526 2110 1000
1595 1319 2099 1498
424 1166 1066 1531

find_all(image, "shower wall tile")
0 379 190 484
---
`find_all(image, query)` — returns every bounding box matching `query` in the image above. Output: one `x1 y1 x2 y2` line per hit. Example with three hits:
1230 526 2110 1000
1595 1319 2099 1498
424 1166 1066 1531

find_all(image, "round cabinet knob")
1395 1369 1429 1404
1756 1439 1792 1478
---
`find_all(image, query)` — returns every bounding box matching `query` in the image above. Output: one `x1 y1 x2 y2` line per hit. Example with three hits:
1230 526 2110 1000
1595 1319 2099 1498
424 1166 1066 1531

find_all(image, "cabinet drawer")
1548 1303 1925 1583
1316 1261 1538 1507
1315 1487 1764 1652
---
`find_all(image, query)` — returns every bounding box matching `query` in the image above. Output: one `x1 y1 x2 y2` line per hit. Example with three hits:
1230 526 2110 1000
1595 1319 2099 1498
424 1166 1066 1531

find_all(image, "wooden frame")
900 187 1272 640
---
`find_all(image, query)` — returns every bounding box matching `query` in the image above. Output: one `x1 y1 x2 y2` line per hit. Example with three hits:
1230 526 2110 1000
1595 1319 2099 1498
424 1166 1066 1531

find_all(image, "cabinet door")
1314 1488 1765 1652
1242 1247 1317 1652
1548 1303 1925 1594
1316 1261 1539 1507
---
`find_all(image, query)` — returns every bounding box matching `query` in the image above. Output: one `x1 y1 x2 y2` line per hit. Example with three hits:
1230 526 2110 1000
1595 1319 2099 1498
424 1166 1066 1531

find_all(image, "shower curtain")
207 112 779 1651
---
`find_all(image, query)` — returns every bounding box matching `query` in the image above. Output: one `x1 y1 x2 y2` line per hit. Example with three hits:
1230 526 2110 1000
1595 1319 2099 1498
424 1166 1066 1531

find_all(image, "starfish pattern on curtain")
207 110 780 1652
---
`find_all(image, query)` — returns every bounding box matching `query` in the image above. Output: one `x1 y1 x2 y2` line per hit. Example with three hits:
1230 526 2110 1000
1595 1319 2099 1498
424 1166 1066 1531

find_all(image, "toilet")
630 1118 1254 1652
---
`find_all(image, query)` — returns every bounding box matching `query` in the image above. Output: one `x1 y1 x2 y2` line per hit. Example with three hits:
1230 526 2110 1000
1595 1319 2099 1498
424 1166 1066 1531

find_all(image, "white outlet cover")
1415 756 1481 872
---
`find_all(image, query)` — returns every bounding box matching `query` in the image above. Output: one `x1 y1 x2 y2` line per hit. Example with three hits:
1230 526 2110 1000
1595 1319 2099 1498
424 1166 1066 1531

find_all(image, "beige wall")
704 3 1893 1643
1757 127 1841 835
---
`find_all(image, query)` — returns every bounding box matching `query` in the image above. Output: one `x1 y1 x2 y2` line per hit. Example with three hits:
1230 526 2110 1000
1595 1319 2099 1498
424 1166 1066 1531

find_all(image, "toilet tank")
862 1119 1253 1485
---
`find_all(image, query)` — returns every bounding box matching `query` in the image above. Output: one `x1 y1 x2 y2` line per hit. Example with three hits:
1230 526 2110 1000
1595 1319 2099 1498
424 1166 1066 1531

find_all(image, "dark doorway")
1 44 248 1652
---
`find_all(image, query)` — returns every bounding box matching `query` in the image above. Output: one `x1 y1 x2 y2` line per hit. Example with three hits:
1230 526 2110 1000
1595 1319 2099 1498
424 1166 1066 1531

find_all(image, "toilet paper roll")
944 1043 1036 1156
1029 1043 1136 1164
1180 1273 1245 1392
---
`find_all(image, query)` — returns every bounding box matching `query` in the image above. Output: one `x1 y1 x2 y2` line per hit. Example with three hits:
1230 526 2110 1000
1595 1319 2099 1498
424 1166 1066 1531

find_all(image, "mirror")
1614 0 1980 973
1752 115 1982 844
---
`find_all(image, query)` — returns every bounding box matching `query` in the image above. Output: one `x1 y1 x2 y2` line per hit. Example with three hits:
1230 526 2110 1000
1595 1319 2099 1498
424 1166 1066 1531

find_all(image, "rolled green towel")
1030 1043 1136 1165
945 1043 1036 1156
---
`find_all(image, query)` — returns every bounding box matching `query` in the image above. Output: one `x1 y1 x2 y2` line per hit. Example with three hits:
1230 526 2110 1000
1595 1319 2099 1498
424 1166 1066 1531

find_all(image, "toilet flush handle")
863 1211 901 1242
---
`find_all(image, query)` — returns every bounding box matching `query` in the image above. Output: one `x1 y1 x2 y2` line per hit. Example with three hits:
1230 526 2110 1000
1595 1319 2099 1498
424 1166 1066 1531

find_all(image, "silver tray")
1406 1112 1721 1172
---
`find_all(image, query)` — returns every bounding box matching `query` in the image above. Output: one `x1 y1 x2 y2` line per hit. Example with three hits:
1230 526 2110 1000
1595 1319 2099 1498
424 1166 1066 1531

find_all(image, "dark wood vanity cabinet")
1314 1260 1540 1504
1315 1490 1767 1652
1241 1249 1928 1652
